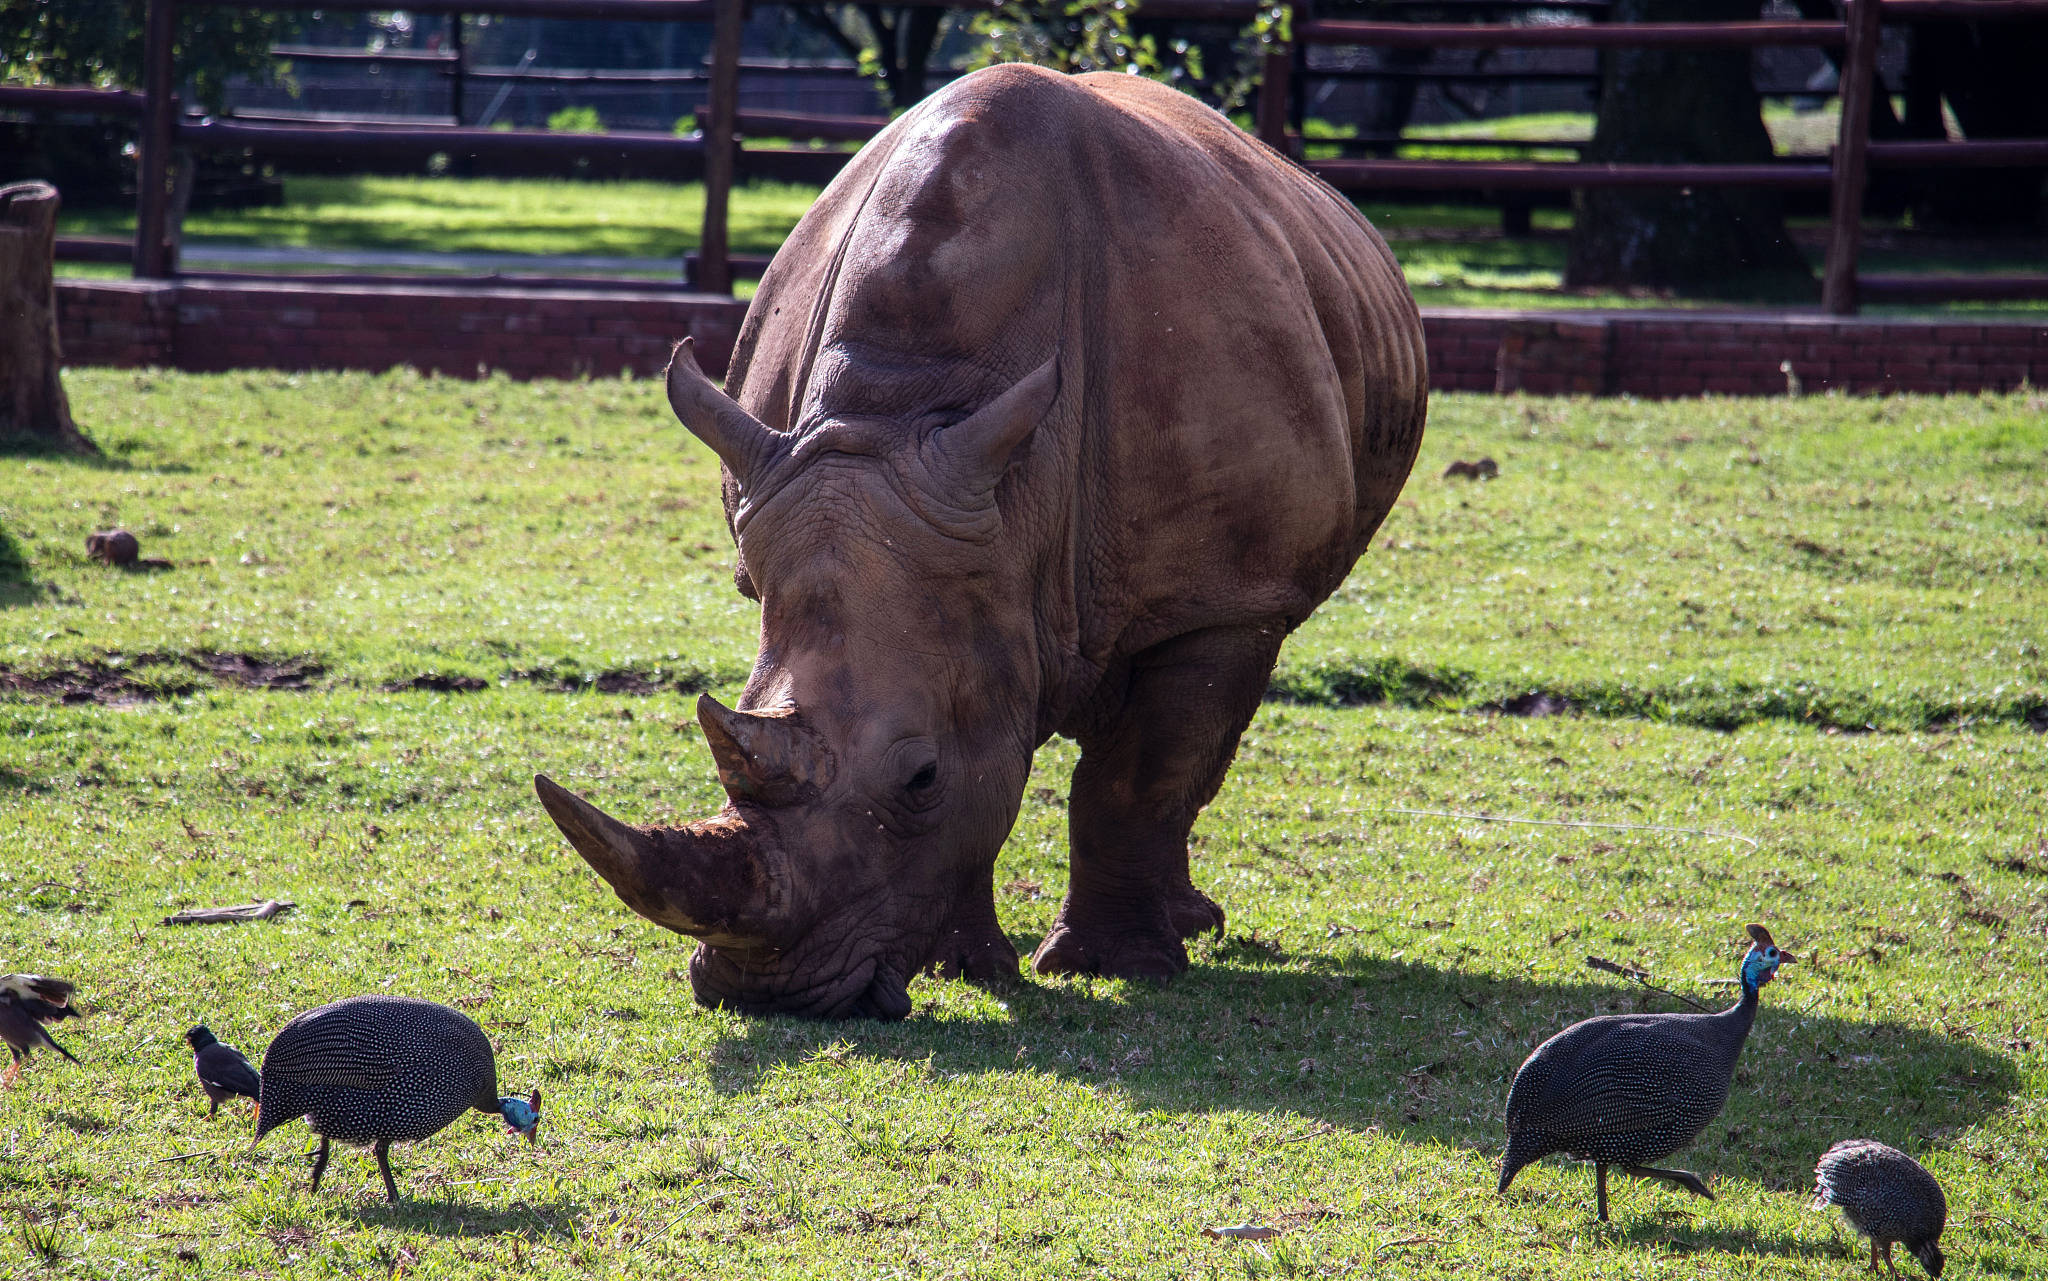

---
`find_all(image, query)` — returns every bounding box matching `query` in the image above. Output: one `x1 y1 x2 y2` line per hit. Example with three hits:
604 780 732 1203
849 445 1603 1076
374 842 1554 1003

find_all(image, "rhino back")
724 63 1426 701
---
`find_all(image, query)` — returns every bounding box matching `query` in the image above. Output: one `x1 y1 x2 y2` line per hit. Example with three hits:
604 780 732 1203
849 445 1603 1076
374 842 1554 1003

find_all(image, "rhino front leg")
927 861 1021 984
1032 624 1281 980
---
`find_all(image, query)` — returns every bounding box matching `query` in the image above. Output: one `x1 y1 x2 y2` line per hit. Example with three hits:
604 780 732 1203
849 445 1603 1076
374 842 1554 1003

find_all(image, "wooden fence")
11 0 2048 312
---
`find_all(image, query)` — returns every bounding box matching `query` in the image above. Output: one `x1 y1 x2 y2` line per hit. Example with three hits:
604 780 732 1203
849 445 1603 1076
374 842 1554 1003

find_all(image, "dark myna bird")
185 1025 261 1116
1814 1140 1947 1278
1498 923 1794 1220
253 995 539 1202
0 974 83 1086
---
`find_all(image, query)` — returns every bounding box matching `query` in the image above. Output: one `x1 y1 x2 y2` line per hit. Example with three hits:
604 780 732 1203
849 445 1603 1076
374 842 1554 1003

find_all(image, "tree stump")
0 181 97 455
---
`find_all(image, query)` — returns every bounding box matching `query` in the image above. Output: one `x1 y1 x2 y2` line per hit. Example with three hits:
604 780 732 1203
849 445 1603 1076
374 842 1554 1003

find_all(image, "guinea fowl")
1813 1140 1947 1278
1498 923 1794 1220
185 1025 261 1116
0 975 83 1086
254 996 539 1202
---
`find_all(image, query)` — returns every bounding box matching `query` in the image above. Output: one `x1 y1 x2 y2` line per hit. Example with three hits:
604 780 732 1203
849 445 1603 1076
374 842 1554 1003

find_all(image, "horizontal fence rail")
1294 20 1849 48
1311 160 1835 191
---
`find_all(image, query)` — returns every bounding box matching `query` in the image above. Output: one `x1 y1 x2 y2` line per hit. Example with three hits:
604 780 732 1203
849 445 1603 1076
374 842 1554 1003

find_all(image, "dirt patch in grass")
189 651 324 689
510 667 711 696
1489 691 1575 718
0 651 321 703
382 673 490 693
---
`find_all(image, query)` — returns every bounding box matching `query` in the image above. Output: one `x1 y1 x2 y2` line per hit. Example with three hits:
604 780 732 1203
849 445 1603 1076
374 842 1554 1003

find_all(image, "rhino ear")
924 355 1060 496
667 337 786 487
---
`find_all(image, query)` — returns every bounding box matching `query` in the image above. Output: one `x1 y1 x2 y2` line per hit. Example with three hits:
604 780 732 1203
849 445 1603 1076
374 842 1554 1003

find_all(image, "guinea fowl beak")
1779 950 1798 964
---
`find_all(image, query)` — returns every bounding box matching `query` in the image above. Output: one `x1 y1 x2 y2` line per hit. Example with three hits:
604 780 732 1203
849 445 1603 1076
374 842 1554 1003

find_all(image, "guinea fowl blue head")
1739 922 1794 995
497 1089 541 1144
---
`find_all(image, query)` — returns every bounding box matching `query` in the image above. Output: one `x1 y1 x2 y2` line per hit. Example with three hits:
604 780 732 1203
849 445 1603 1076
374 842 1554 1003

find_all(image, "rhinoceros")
535 63 1427 1019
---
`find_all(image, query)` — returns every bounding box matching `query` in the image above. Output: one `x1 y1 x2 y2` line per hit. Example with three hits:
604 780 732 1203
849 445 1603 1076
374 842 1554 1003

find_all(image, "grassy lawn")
2 372 2043 1277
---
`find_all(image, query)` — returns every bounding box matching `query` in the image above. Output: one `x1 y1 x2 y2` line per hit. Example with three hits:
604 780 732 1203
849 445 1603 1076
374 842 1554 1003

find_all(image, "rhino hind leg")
927 862 1022 984
1032 625 1282 981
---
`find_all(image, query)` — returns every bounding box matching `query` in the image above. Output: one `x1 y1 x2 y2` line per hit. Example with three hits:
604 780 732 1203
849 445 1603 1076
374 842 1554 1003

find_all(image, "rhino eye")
906 762 938 792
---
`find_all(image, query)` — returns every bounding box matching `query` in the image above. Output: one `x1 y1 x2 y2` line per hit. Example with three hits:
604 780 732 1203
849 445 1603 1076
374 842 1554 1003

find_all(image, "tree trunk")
1907 19 2048 232
1563 0 1814 298
0 182 96 455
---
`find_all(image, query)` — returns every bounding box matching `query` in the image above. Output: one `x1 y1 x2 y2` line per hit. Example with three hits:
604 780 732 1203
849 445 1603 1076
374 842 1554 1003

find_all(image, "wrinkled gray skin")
536 64 1427 1019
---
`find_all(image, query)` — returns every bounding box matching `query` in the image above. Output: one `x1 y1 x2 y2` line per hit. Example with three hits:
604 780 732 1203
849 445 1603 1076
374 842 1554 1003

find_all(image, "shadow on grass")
1612 1218 1835 1263
351 1195 584 1238
0 521 39 606
701 947 2018 1205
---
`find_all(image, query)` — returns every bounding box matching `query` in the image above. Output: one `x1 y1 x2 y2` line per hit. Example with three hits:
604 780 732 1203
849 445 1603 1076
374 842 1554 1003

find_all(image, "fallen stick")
161 899 295 926
1586 954 1714 1013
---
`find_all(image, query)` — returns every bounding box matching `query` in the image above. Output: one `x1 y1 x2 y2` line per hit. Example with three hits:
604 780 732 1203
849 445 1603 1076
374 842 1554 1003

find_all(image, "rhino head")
537 339 1059 1019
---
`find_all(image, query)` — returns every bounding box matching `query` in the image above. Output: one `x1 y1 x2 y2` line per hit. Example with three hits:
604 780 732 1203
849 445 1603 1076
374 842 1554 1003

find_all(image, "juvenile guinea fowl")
1813 1140 1946 1278
185 1025 261 1116
0 975 84 1086
254 996 539 1202
1498 923 1793 1220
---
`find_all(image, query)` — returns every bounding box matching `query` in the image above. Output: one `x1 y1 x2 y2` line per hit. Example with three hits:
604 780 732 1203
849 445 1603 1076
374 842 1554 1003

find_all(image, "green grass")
2 373 2044 1277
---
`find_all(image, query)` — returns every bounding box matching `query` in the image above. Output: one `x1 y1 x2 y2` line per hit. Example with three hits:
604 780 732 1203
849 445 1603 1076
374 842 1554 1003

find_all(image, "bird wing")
1508 1014 1721 1136
259 1038 394 1091
197 1044 263 1097
0 975 76 1013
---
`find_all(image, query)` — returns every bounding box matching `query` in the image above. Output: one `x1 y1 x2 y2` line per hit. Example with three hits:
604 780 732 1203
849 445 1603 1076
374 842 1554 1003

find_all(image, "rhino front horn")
533 773 785 948
666 337 786 486
697 694 837 806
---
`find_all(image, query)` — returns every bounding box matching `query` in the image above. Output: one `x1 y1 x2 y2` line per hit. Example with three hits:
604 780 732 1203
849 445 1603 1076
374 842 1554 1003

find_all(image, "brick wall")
1430 309 2048 397
56 279 177 367
57 280 2048 396
59 279 749 379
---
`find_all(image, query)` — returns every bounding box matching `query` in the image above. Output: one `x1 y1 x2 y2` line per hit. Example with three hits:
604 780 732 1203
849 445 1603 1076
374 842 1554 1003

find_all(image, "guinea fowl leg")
1622 1165 1714 1200
2 1052 18 1087
375 1140 400 1203
1596 1163 1609 1222
308 1136 331 1193
1880 1241 1899 1280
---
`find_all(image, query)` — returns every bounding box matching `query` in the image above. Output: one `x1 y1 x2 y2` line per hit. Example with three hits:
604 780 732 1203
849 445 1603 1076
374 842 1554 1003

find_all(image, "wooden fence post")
697 0 744 295
135 0 176 279
1256 5 1295 155
450 13 467 125
1822 0 1882 316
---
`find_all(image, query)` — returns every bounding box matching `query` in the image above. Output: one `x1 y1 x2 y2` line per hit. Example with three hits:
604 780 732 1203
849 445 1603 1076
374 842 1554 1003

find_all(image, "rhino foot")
1165 882 1226 940
1030 911 1188 982
927 927 1021 985
925 874 1021 985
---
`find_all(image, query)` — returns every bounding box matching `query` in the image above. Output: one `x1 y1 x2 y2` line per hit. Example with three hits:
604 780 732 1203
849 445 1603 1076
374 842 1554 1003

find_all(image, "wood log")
0 182 96 455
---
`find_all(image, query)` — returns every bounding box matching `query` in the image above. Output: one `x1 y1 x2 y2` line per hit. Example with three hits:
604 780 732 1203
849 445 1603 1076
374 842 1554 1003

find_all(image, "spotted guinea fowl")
1813 1140 1947 1278
185 1025 261 1117
254 996 539 1202
0 975 84 1086
1498 923 1794 1220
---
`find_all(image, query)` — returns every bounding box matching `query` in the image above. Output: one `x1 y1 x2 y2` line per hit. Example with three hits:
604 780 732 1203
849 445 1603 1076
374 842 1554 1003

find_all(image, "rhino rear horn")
923 354 1061 496
666 337 786 486
697 694 836 805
